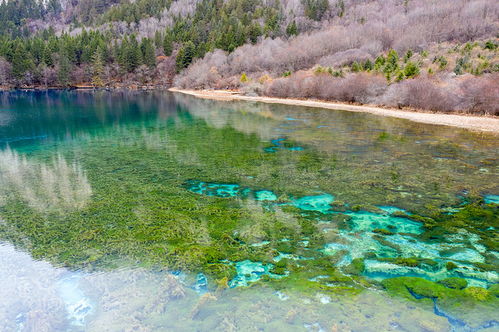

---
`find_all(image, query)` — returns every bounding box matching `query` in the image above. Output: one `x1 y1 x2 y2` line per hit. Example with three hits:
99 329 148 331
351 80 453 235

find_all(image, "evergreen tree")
286 20 298 36
124 36 141 72
363 59 373 71
404 61 420 78
57 50 71 87
175 41 195 72
163 32 173 56
247 23 262 44
91 47 105 87
11 42 34 79
141 38 156 68
154 31 163 49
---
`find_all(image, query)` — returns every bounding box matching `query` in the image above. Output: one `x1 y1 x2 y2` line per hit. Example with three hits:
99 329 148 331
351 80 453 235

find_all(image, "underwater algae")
0 91 498 330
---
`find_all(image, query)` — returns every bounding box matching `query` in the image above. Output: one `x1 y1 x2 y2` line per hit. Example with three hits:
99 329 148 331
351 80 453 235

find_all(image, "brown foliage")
263 72 498 115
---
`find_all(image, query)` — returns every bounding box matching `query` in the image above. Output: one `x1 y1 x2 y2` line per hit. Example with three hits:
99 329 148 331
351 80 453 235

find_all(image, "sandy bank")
169 88 499 134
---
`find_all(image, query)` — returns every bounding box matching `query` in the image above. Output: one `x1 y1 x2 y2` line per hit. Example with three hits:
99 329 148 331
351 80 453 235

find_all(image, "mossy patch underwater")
0 91 498 327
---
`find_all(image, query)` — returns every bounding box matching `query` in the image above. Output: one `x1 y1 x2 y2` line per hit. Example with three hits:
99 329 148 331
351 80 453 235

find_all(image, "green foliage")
140 38 156 68
240 72 249 83
163 32 173 56
314 65 328 74
403 61 420 78
403 49 413 62
350 61 362 72
363 59 373 71
11 41 34 80
383 49 399 77
484 40 497 50
286 20 298 36
57 49 71 87
454 56 469 75
0 0 61 37
433 56 448 70
91 47 105 87
302 0 330 21
374 55 385 70
99 0 173 24
337 0 345 17
176 41 196 72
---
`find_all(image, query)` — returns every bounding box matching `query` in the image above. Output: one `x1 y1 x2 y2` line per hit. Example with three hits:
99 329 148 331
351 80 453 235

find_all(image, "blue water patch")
193 273 208 294
291 194 334 214
484 195 499 204
377 205 410 215
264 137 304 153
344 210 423 234
250 241 270 247
228 260 283 287
254 190 277 201
0 134 48 143
185 180 250 198
57 274 93 326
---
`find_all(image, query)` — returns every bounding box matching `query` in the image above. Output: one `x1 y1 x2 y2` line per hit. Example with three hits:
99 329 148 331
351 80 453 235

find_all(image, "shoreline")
169 88 499 134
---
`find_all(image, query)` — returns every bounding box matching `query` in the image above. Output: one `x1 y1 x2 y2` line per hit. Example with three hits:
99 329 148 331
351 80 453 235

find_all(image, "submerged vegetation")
0 91 497 328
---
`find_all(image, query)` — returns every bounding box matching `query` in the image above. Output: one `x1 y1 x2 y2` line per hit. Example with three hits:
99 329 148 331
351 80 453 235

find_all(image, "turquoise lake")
0 90 498 331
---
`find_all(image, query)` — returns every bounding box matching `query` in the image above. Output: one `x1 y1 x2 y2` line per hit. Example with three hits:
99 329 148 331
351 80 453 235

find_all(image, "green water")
0 90 498 331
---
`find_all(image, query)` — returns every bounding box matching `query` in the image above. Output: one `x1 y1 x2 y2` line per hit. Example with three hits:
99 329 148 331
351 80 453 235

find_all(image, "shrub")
404 61 420 78
484 40 497 50
351 61 362 72
240 72 249 83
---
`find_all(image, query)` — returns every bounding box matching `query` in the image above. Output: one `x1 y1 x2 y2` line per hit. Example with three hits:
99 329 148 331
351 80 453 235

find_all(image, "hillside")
0 0 498 114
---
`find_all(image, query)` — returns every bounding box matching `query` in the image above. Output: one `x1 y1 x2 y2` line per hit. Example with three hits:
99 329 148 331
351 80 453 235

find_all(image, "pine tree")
404 61 420 78
91 47 105 87
57 50 71 87
175 41 195 72
141 38 156 68
363 59 373 71
124 36 142 72
154 31 163 49
11 42 34 79
163 32 173 56
286 20 298 36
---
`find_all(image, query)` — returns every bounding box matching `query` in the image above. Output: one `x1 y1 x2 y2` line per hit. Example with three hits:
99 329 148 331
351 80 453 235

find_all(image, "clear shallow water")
0 90 498 331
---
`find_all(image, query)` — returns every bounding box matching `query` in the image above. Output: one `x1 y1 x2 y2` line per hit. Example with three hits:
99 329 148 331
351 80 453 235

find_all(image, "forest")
0 0 498 114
